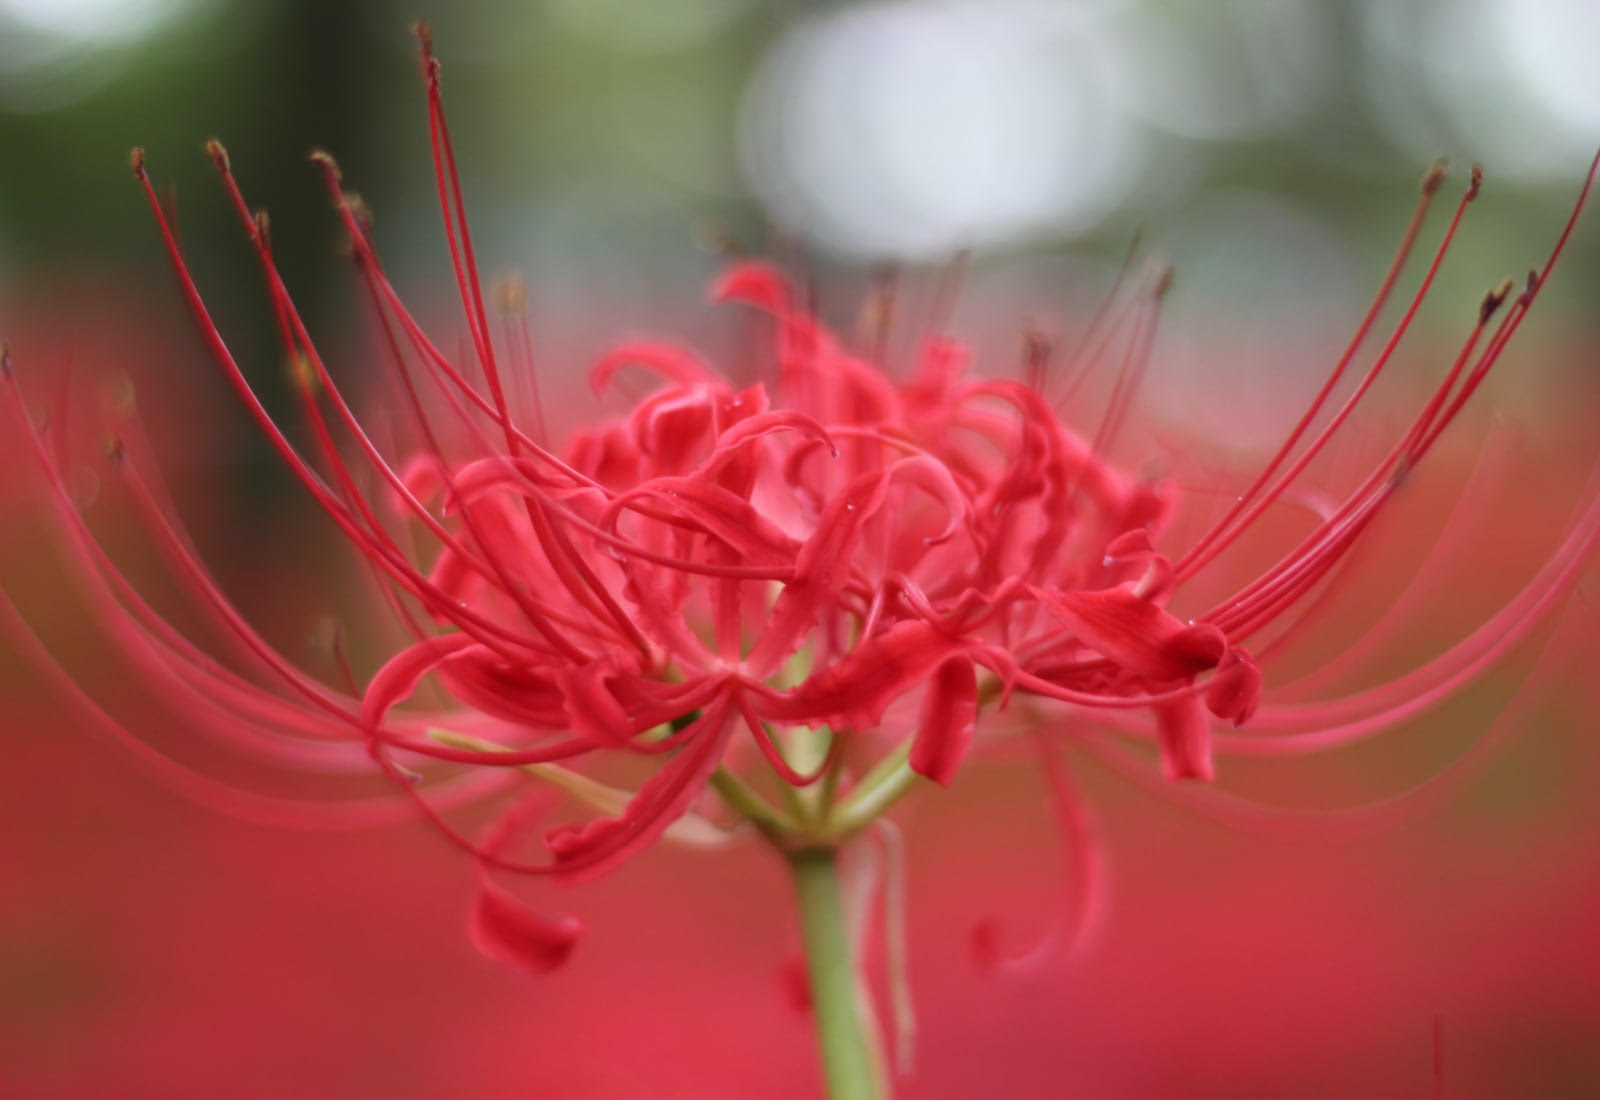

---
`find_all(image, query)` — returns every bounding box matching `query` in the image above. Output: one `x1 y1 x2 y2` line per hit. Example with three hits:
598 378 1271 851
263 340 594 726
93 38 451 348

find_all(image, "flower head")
4 26 1598 991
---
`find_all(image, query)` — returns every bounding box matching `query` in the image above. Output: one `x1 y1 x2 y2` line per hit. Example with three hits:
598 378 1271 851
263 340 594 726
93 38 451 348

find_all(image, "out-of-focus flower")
3 26 1597 1095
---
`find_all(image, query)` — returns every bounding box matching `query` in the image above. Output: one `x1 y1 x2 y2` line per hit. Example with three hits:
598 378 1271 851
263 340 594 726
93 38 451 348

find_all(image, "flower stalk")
3 18 1598 1098
824 742 918 842
788 846 887 1100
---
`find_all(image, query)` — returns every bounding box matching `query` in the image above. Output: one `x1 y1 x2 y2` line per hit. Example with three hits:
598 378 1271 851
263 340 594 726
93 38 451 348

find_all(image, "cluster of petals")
5 31 1599 973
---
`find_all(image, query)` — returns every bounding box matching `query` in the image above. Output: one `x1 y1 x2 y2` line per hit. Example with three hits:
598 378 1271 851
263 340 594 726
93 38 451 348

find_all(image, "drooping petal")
1154 694 1214 781
1206 648 1262 727
543 697 737 882
910 656 979 786
470 878 584 974
470 792 584 973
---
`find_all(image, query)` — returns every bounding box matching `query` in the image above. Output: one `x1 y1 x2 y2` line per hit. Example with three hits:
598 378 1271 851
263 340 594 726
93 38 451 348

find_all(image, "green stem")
709 767 798 836
825 741 918 841
788 848 885 1100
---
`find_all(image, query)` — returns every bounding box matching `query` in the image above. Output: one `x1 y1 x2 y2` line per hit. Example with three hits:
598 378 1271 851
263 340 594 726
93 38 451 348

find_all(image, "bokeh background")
2 1 1599 1097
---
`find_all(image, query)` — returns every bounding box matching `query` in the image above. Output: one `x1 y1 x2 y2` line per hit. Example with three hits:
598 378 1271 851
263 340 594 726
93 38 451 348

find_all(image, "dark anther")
1479 278 1514 324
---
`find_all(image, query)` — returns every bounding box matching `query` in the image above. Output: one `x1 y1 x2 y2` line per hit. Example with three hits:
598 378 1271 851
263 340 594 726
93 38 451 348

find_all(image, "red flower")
4 27 1598 988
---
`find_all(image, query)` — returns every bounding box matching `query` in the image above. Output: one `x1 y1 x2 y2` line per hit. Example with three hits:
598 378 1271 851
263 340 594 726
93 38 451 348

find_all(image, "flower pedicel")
3 24 1597 1098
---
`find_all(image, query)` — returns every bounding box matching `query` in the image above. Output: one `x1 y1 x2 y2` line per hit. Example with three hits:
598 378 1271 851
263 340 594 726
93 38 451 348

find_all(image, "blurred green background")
3 0 1597 330
5 0 1597 604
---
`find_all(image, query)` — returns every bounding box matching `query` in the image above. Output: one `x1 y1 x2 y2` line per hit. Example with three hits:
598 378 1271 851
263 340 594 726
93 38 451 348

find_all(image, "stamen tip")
493 272 528 316
1467 163 1483 200
1519 267 1540 305
694 219 743 258
287 353 319 394
308 148 342 182
414 21 441 82
0 341 11 378
129 146 146 178
204 138 229 173
1151 263 1175 300
1479 278 1514 324
1421 158 1449 196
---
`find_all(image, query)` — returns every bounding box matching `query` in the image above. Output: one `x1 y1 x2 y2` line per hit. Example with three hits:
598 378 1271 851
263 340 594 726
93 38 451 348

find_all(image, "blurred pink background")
3 284 1599 1099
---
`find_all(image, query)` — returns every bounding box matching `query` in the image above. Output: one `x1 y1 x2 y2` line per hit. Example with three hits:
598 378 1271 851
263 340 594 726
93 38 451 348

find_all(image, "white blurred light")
1499 0 1600 138
1150 191 1361 449
1104 0 1333 141
0 0 205 111
1361 0 1599 179
740 0 1141 259
0 0 184 42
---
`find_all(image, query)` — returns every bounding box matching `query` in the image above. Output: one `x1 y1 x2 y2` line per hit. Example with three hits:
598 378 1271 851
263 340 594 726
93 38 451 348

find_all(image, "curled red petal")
1103 529 1155 560
745 469 890 677
591 340 715 394
634 390 715 471
1037 585 1225 683
568 422 642 487
888 454 971 547
767 621 967 731
709 260 790 312
438 646 568 729
544 697 737 881
1206 648 1262 727
426 547 482 615
361 634 478 729
700 410 838 473
469 878 584 974
605 476 799 568
395 454 444 510
910 656 979 786
558 664 635 747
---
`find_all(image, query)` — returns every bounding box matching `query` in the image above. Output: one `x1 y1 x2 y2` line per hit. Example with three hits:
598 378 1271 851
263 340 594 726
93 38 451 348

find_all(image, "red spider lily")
4 23 1598 997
